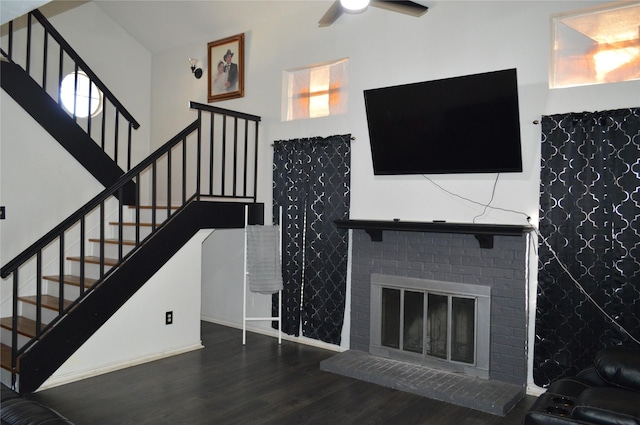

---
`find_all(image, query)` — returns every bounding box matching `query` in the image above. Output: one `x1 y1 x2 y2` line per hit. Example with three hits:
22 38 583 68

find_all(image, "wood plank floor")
29 322 536 424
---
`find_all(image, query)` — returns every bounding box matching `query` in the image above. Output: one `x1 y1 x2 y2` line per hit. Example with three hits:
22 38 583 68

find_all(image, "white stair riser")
89 241 135 259
19 302 58 324
0 328 30 349
124 208 171 223
109 224 154 241
44 281 83 301
67 261 114 279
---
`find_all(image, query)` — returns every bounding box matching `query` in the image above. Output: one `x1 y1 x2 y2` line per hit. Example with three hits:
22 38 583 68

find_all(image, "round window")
60 71 103 118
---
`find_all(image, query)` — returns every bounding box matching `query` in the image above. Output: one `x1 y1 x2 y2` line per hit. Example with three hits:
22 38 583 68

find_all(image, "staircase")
0 206 165 358
1 9 263 394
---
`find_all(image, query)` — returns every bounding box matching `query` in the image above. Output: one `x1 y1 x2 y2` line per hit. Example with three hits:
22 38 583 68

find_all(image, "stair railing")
1 9 140 170
1 102 260 389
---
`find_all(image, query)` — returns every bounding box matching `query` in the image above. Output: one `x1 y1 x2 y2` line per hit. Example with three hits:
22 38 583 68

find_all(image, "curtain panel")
272 134 351 345
535 107 640 386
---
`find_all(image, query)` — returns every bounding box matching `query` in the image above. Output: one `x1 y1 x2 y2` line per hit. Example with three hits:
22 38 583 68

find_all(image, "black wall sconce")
189 58 203 79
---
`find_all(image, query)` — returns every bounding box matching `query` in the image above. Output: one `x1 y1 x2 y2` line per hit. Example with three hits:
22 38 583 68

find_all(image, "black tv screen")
364 68 523 175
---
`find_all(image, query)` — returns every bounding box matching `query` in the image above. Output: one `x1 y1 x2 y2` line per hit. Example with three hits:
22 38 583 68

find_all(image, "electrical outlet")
165 311 173 325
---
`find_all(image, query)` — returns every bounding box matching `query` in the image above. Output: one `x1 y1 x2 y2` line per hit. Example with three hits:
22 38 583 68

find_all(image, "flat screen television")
364 68 523 175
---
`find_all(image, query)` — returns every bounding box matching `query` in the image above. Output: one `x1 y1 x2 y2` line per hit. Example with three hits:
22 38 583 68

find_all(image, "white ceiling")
93 0 333 54
0 1 50 25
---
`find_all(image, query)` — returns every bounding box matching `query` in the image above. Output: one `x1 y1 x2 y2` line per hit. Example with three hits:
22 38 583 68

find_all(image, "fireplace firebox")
370 273 491 379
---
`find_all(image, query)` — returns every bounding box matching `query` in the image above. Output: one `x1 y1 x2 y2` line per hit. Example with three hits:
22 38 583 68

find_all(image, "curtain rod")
271 135 355 146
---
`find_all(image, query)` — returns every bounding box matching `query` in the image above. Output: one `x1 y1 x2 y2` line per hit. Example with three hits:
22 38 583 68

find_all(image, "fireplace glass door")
381 287 477 365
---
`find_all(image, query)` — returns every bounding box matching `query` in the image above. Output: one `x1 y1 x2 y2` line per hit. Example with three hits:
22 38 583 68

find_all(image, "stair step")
135 205 180 209
41 274 97 287
18 295 72 311
109 221 157 227
67 256 118 266
0 317 38 338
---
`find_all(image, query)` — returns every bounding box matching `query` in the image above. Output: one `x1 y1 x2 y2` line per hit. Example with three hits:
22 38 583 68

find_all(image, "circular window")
60 71 103 118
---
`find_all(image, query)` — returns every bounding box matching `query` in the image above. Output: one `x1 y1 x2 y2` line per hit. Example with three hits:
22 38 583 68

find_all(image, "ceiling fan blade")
370 0 429 17
318 1 344 27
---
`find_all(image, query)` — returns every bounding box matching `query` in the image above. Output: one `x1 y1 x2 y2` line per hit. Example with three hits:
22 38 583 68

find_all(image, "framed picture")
208 33 245 102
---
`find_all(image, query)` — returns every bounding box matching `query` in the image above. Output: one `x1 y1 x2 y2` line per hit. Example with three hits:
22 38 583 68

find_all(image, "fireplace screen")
380 288 477 365
371 274 491 378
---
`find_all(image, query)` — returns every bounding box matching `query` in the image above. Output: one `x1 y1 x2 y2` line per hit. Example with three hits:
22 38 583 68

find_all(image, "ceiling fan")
318 0 429 27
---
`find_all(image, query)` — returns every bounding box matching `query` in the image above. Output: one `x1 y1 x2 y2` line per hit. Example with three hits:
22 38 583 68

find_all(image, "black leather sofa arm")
525 347 640 425
1 384 74 425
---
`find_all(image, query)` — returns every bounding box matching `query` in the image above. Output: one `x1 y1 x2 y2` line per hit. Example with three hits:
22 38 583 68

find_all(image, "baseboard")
526 383 546 396
37 343 204 391
201 316 346 353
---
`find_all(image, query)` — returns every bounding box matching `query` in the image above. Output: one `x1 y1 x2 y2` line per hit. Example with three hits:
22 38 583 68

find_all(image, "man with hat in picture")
223 49 238 92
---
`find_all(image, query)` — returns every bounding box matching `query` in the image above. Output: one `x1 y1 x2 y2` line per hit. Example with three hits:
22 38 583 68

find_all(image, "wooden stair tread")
42 274 97 287
109 221 158 227
67 256 118 266
18 295 71 311
130 205 180 210
88 238 136 246
0 316 38 338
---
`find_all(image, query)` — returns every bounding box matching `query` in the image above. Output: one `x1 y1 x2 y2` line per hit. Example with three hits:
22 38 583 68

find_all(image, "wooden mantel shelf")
335 219 533 249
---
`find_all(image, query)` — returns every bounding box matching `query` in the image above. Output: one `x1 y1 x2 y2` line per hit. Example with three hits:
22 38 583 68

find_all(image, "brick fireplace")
349 227 529 386
320 222 531 415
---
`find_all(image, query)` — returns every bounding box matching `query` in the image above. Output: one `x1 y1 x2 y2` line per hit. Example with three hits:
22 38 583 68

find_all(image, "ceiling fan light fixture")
340 0 370 12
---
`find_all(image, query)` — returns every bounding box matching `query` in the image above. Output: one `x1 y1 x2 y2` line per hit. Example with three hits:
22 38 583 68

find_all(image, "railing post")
209 112 214 196
114 112 120 167
80 217 85 294
26 13 32 74
99 203 105 279
128 123 133 171
36 252 42 334
253 120 259 202
221 116 227 196
166 153 171 215
182 138 187 204
11 271 18 389
196 111 202 201
8 21 13 60
58 234 65 312
42 29 48 90
135 172 141 245
232 117 238 197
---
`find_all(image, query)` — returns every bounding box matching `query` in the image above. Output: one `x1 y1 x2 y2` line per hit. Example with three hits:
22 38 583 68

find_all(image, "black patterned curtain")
535 108 640 386
272 134 351 345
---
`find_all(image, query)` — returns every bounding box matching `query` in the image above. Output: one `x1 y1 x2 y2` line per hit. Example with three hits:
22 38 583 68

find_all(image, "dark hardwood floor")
29 322 535 424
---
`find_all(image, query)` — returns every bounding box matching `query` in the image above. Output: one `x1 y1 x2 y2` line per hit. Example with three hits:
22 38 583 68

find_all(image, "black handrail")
2 103 260 390
1 9 139 170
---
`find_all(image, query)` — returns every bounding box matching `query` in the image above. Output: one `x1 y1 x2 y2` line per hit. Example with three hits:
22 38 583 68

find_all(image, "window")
282 58 348 121
60 71 103 118
550 2 640 88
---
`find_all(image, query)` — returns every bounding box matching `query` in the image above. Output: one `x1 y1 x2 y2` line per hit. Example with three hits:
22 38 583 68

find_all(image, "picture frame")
208 33 245 103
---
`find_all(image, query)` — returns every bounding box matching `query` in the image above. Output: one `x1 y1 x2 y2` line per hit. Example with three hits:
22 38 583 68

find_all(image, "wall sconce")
189 58 203 79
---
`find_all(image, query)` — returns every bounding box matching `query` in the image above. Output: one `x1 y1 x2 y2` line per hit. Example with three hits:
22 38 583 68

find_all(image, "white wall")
150 0 639 226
